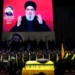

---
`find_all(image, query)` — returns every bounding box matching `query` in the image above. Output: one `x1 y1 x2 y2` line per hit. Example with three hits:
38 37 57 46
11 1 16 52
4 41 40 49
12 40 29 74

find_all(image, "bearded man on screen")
10 1 50 32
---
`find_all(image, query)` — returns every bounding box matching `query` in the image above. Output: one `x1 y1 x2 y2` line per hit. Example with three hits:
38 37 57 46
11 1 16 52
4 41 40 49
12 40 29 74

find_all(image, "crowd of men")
0 40 75 75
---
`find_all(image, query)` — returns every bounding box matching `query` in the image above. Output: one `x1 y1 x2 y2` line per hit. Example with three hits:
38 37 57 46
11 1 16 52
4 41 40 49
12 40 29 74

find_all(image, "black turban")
24 1 37 10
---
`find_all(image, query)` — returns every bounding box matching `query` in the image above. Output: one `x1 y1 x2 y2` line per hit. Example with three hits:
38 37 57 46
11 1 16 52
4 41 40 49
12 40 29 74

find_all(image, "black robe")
10 16 50 32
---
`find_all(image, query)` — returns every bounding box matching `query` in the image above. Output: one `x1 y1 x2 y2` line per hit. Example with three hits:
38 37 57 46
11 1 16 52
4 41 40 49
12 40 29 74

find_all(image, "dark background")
53 0 75 47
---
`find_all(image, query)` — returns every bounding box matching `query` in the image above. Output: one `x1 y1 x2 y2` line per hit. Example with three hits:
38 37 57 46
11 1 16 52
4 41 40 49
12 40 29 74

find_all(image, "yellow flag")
16 54 18 64
56 54 59 61
61 43 65 59
64 52 69 59
22 53 24 63
0 55 2 62
42 54 44 58
71 54 75 60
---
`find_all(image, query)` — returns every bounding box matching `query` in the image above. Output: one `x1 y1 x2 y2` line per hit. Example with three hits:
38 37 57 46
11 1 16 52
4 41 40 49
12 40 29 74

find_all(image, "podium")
22 60 55 75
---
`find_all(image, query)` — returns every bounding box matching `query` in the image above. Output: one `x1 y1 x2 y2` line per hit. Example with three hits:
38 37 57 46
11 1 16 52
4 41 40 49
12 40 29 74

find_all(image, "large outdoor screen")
3 0 54 32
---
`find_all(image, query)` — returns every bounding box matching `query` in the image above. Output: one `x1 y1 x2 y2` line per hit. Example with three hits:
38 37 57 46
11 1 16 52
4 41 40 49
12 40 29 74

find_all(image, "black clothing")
10 16 50 32
5 12 13 16
24 1 37 10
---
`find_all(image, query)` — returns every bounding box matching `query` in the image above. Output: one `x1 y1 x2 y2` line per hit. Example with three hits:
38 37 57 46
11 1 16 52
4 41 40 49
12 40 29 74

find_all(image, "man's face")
25 6 35 21
5 7 13 15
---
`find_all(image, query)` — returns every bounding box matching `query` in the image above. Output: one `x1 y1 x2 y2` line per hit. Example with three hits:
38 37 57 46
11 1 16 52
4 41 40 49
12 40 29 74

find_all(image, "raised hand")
17 15 22 27
37 14 43 24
